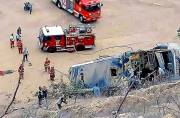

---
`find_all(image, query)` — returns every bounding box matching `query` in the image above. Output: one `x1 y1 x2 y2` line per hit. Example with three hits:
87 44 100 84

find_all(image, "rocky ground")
1 80 180 118
61 80 180 118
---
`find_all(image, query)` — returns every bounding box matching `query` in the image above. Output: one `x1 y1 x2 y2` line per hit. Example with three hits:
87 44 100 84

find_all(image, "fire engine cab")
51 0 103 23
38 24 96 53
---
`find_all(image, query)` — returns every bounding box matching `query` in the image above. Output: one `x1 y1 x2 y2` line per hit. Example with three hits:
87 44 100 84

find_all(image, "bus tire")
76 45 84 51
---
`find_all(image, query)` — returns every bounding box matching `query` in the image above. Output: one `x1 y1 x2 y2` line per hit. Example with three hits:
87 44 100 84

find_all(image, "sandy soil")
1 0 180 117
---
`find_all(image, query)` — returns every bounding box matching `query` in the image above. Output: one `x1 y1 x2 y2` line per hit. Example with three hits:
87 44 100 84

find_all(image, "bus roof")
42 26 64 36
71 55 121 68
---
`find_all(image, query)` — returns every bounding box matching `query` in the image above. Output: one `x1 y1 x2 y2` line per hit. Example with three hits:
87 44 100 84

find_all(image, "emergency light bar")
45 25 49 33
69 24 95 28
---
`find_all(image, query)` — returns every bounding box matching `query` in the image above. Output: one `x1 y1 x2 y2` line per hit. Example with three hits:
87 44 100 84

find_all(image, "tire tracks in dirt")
96 10 132 43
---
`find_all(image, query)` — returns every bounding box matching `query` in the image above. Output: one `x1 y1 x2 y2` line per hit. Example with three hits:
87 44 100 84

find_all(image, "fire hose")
54 69 69 77
73 40 155 55
114 80 135 118
73 44 133 55
0 74 21 118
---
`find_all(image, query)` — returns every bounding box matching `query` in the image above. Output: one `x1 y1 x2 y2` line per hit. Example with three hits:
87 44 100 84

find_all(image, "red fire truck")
38 24 96 53
51 0 103 23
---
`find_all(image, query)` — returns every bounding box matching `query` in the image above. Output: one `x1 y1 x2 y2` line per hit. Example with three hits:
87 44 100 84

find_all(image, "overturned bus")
68 43 180 89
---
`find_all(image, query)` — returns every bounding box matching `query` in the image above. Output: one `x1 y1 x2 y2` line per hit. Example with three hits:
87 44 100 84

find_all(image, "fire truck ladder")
70 24 95 34
69 24 95 29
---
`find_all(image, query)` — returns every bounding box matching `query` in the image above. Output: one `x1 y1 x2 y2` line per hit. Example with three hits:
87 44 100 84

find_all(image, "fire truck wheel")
76 45 84 51
48 47 55 53
79 15 84 23
56 0 62 9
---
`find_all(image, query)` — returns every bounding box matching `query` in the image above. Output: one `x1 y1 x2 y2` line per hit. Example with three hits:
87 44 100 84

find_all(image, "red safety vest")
45 60 50 67
50 69 55 75
17 40 22 48
45 60 50 65
18 66 24 73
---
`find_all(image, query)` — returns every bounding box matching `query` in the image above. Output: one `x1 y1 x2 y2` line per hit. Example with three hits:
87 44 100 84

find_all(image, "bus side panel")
70 54 130 88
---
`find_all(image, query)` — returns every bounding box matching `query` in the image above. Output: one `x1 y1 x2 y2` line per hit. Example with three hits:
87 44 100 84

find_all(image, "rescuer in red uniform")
18 64 24 79
44 58 50 72
17 39 23 54
20 41 23 54
49 66 55 81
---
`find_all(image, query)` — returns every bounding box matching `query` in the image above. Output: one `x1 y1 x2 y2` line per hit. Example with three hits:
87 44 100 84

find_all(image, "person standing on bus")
153 67 165 79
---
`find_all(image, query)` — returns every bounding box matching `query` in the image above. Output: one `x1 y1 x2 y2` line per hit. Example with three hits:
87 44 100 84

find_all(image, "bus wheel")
76 45 84 51
48 47 55 53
